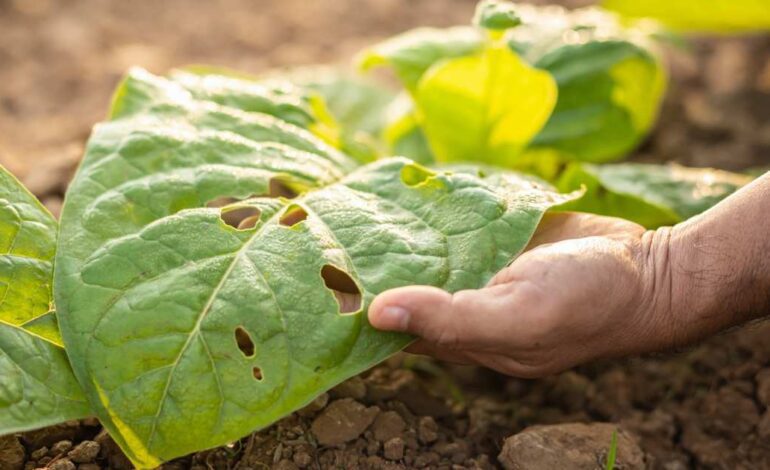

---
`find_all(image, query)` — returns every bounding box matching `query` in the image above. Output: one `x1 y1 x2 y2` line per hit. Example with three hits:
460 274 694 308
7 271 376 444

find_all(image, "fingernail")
381 306 410 330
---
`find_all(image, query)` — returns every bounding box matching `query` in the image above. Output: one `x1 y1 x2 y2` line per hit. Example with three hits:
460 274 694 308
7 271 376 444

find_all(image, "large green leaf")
557 162 751 228
415 44 557 165
0 166 90 434
54 69 577 467
603 0 770 33
511 5 666 163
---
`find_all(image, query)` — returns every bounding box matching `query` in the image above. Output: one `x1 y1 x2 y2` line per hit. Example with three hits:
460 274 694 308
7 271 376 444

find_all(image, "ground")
0 0 768 469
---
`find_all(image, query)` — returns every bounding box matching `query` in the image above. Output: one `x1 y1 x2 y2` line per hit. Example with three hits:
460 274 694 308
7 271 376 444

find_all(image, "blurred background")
0 0 768 220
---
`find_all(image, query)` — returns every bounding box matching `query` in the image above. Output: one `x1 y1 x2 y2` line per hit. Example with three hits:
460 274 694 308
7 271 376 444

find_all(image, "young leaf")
54 69 577 467
473 0 522 31
383 93 435 165
0 165 90 434
512 5 666 162
358 26 484 92
415 44 557 165
557 162 751 228
603 0 770 33
359 2 665 166
276 67 397 162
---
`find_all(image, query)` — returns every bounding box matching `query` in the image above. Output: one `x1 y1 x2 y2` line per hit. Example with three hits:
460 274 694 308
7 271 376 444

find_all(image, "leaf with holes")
54 69 578 467
0 165 90 434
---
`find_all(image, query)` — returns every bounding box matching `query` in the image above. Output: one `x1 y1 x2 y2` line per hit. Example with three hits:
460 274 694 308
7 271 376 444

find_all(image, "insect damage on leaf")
321 264 363 315
53 67 578 468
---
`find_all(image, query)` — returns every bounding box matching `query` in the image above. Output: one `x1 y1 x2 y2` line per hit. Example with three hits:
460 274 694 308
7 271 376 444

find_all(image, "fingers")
368 285 510 349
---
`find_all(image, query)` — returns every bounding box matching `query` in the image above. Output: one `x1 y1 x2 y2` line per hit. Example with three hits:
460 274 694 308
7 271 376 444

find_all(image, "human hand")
368 212 675 377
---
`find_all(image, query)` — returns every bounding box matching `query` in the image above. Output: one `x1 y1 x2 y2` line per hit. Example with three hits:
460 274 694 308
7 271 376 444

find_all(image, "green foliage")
53 68 578 467
603 0 770 33
361 1 665 167
557 163 751 228
511 5 666 163
415 44 557 165
276 66 396 163
358 26 484 92
0 165 90 434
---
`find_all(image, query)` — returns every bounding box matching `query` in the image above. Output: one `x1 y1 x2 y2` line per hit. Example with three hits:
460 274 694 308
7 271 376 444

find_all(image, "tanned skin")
368 172 770 378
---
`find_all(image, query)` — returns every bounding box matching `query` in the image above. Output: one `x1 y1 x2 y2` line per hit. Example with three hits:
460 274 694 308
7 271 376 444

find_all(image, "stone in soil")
383 437 405 461
68 440 100 463
0 435 26 470
47 458 76 470
50 440 73 456
498 422 645 470
371 410 406 442
417 416 439 444
310 398 380 446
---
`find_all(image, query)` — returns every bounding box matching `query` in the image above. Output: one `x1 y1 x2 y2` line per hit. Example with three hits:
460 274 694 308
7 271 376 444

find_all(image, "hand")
368 212 674 378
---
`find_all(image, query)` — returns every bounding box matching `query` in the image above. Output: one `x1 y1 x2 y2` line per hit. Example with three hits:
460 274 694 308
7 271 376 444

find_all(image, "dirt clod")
67 441 100 464
417 416 439 444
371 411 406 442
383 437 405 461
47 458 76 470
50 440 73 456
498 423 645 470
0 435 26 470
310 398 380 446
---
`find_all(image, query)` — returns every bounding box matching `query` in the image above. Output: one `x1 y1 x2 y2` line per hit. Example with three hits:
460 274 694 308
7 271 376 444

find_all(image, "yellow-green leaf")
603 0 770 33
415 45 557 165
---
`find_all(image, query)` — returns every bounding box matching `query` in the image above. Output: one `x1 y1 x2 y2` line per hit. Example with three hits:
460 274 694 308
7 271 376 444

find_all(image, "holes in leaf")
252 366 263 381
279 204 308 227
207 197 262 230
321 264 362 314
400 163 436 187
221 206 262 230
234 326 255 358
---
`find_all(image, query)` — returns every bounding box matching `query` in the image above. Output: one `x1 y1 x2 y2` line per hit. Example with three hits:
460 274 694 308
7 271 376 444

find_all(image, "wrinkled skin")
369 172 770 377
370 212 660 377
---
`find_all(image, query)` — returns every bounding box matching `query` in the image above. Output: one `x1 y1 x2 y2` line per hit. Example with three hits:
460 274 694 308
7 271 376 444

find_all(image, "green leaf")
557 162 751 228
473 0 522 31
383 93 435 165
277 67 397 163
55 69 578 467
358 26 484 92
511 5 666 162
603 0 770 33
415 44 557 165
0 165 90 434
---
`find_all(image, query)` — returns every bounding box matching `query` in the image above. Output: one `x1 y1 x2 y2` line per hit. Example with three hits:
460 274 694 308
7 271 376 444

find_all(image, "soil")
0 0 768 469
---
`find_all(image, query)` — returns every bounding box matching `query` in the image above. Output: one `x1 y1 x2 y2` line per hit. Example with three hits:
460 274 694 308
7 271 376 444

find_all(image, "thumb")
368 285 506 349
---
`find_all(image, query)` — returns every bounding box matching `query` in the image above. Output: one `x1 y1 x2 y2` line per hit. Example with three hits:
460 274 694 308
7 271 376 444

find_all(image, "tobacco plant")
0 0 765 468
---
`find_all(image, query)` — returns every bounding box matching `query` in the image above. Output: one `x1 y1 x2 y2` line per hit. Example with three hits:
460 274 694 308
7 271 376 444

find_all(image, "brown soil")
0 1 768 469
